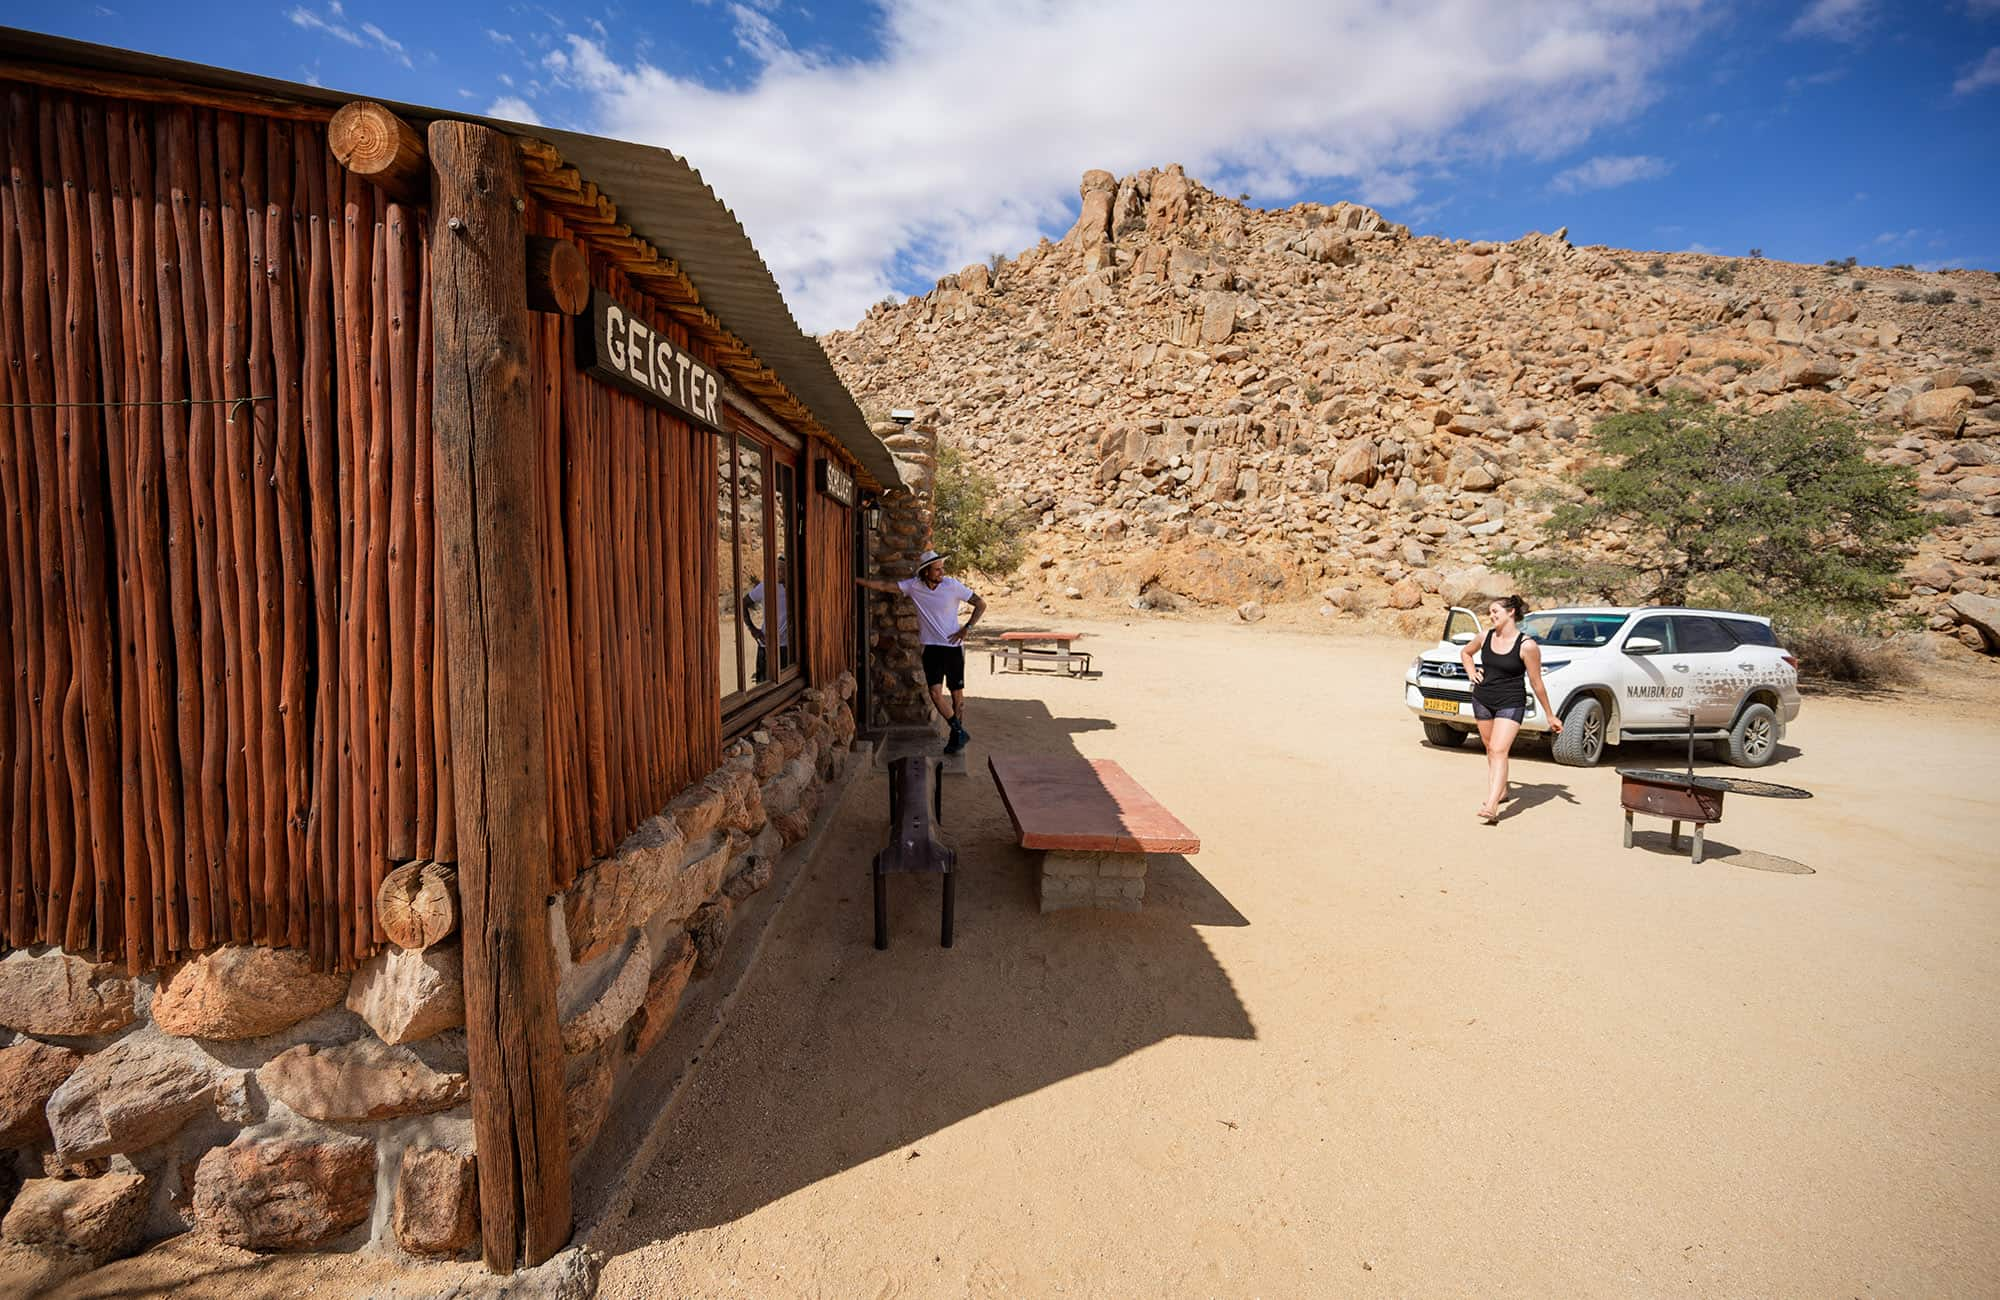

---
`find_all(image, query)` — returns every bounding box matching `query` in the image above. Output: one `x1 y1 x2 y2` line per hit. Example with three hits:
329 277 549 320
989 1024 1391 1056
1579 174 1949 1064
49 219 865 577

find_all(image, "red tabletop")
987 755 1201 855
998 630 1083 642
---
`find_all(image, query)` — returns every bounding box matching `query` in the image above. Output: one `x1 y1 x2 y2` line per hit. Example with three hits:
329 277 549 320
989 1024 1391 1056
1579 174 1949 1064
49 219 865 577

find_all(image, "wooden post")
331 102 427 205
525 235 589 315
427 119 571 1273
375 859 460 950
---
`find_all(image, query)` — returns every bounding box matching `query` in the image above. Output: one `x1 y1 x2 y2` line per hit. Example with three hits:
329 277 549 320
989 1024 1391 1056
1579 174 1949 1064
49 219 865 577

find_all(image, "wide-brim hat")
913 549 951 576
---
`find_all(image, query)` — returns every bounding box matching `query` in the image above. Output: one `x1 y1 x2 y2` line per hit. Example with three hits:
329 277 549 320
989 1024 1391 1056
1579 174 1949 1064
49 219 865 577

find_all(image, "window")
1722 619 1776 647
717 423 802 711
1520 611 1629 648
1627 615 1674 652
1672 616 1737 654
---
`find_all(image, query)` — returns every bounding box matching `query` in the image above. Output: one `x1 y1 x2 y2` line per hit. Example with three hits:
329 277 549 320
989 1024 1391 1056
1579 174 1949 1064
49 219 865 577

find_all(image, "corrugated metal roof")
0 26 901 490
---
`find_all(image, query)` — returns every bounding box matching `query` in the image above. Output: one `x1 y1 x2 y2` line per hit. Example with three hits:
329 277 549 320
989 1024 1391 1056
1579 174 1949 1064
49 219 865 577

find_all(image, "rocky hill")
823 166 2000 654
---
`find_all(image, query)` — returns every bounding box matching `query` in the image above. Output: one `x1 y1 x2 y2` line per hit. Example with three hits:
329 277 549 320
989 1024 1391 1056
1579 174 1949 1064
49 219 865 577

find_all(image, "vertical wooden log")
411 236 436 861
125 104 178 965
428 118 571 1272
337 170 371 967
385 199 417 861
364 213 391 940
299 126 342 969
266 118 309 950
0 126 34 948
164 105 218 949
102 101 155 973
246 122 287 944
216 110 256 944
14 91 79 948
58 96 126 959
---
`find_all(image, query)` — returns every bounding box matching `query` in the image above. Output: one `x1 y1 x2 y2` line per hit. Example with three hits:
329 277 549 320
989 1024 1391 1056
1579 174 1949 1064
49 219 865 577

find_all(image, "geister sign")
576 289 722 430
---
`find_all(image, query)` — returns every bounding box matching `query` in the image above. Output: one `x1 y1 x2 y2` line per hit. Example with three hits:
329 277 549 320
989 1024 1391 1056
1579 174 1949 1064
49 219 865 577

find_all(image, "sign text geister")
577 289 722 430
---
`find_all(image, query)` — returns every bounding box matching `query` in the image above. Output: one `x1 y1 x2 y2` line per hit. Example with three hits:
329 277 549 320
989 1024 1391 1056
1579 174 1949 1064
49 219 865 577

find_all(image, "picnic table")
987 755 1200 912
989 630 1091 677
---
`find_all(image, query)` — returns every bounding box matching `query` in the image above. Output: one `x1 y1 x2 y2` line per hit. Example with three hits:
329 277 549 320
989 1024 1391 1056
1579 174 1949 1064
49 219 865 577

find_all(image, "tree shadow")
603 696 1254 1248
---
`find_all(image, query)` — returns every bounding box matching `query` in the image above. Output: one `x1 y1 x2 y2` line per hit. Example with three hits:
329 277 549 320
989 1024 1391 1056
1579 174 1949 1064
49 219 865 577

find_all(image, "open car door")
1442 606 1484 649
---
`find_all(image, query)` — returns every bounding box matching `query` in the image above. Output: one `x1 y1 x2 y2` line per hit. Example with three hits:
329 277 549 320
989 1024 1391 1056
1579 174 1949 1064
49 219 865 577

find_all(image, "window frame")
718 417 804 732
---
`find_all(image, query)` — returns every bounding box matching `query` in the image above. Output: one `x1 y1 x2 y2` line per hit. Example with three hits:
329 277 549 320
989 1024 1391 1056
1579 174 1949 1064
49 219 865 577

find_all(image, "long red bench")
987 756 1199 912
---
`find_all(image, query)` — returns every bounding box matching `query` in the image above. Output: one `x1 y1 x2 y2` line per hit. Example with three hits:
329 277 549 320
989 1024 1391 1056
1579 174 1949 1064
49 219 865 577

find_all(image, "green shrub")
1713 263 1737 285
1748 247 1764 259
1647 258 1667 276
932 444 1029 575
1894 289 1920 302
1496 397 1931 620
1924 289 1957 305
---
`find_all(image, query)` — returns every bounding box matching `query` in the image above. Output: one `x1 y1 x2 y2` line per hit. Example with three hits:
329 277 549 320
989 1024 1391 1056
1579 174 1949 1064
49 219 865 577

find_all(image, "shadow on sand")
608 694 1255 1245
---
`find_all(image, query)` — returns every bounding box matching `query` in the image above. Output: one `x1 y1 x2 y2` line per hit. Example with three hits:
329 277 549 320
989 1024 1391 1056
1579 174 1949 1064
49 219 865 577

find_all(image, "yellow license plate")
1422 697 1462 715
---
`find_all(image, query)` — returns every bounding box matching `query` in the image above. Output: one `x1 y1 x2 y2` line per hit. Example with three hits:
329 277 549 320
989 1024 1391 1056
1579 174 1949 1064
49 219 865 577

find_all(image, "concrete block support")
1038 851 1148 913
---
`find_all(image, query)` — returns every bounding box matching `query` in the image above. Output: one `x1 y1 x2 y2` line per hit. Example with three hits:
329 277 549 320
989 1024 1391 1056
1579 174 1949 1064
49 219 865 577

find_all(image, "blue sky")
6 0 1997 331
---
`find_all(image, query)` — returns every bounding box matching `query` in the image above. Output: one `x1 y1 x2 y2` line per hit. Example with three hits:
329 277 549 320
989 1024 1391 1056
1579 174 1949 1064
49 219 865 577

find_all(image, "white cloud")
1549 154 1671 193
1954 46 2000 94
1789 0 1872 41
1682 241 1719 254
534 0 1706 331
486 96 544 126
289 5 415 66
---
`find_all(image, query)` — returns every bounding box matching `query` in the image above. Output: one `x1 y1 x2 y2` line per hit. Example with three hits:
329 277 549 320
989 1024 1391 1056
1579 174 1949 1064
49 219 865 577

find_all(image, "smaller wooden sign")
576 289 722 430
816 457 856 507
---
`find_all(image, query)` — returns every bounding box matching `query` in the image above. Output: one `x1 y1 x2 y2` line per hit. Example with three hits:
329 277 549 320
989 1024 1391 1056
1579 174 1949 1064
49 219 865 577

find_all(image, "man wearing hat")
857 550 984 754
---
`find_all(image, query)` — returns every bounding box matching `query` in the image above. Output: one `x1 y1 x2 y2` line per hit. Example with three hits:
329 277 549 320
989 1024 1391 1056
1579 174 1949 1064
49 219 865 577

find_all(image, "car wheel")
1552 696 1606 767
1725 702 1779 768
1423 720 1470 748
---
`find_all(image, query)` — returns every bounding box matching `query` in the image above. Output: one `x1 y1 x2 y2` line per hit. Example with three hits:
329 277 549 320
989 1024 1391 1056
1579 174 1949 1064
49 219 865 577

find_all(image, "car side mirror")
1624 636 1663 655
1449 632 1474 645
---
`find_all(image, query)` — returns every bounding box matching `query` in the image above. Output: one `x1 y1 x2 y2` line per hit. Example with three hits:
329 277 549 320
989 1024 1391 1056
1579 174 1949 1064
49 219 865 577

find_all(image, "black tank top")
1474 631 1528 709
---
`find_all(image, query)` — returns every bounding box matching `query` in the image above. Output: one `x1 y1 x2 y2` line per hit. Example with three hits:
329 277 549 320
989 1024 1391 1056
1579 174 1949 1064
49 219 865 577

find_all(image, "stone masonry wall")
0 676 857 1274
865 418 941 728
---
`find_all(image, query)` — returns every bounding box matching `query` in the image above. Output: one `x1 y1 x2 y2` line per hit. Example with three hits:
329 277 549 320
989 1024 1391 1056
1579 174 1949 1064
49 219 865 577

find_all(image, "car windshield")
1521 612 1628 648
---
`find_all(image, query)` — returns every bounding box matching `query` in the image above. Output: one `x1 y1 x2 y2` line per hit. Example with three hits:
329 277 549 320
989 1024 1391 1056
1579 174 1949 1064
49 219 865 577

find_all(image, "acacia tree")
931 443 1028 575
1498 398 1929 618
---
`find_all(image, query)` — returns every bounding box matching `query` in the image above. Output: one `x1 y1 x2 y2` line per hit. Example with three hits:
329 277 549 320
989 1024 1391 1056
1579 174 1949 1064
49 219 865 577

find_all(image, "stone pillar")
864 418 939 728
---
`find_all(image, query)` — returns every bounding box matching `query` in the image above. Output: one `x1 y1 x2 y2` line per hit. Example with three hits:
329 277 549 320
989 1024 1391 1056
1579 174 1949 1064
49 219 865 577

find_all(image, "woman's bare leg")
1485 718 1522 817
1475 717 1496 816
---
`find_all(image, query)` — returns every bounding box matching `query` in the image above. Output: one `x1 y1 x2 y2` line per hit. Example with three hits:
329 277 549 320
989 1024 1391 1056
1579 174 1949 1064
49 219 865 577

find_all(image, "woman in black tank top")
1459 596 1562 824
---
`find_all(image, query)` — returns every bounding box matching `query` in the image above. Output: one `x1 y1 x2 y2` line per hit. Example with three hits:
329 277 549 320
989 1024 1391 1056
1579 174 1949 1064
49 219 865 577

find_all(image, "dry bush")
1783 620 1914 689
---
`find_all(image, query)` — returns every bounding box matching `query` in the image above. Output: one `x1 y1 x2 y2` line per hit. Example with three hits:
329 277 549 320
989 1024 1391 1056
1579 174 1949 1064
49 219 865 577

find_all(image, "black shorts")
921 644 965 690
1472 699 1525 723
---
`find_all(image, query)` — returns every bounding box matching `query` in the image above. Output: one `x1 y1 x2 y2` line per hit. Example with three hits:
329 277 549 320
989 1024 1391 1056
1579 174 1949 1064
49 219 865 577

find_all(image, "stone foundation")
0 673 858 1271
1038 851 1149 913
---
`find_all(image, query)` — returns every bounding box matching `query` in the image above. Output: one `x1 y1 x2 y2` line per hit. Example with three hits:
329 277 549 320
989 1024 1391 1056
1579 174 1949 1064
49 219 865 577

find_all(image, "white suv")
1404 606 1802 767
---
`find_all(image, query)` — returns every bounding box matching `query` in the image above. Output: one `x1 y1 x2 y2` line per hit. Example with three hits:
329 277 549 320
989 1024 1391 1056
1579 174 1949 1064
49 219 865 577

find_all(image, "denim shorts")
1472 699 1525 723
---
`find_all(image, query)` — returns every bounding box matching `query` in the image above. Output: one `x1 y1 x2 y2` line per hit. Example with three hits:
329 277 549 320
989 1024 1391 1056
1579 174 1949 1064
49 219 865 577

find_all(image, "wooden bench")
987 756 1200 913
873 756 956 948
990 630 1092 677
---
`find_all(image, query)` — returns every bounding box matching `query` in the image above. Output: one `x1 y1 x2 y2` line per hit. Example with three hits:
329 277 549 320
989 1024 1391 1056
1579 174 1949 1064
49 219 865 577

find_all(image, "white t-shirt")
745 581 787 647
898 575 975 647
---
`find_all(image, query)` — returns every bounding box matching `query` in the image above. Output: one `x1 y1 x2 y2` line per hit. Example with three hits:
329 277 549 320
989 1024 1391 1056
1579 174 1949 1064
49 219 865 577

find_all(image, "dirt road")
598 609 2000 1298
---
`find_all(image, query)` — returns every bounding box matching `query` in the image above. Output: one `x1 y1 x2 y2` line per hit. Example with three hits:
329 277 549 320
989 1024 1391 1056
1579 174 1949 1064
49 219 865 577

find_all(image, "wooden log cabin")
0 28 898 1273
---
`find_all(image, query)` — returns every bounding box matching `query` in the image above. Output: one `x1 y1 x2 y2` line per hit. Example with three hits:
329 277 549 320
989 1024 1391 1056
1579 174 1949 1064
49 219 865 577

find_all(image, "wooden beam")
524 236 589 316
0 61 335 121
428 117 571 1274
331 102 427 205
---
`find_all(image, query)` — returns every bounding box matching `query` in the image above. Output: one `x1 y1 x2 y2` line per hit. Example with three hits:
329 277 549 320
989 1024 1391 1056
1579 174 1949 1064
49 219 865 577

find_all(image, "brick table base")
1039 851 1148 913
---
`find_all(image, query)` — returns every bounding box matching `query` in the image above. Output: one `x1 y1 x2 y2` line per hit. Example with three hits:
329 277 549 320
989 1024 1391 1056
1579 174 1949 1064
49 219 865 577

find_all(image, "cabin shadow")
608 695 1254 1246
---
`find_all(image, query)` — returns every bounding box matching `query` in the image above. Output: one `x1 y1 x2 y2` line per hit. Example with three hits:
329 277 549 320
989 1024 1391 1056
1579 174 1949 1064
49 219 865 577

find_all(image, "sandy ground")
19 608 1996 1298
593 605 2000 1299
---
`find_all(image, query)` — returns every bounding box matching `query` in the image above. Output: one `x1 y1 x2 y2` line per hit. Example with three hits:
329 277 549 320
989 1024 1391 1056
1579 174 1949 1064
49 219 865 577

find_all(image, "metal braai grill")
1614 715 1812 863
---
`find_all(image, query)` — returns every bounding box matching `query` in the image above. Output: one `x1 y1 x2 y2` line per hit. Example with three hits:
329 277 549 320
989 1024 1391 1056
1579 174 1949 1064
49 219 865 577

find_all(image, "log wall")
0 84 445 972
0 82 857 975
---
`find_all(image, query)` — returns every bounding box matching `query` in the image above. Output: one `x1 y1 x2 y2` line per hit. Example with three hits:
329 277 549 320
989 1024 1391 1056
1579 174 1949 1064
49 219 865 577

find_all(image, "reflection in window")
738 441 768 685
773 461 797 675
717 434 742 698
